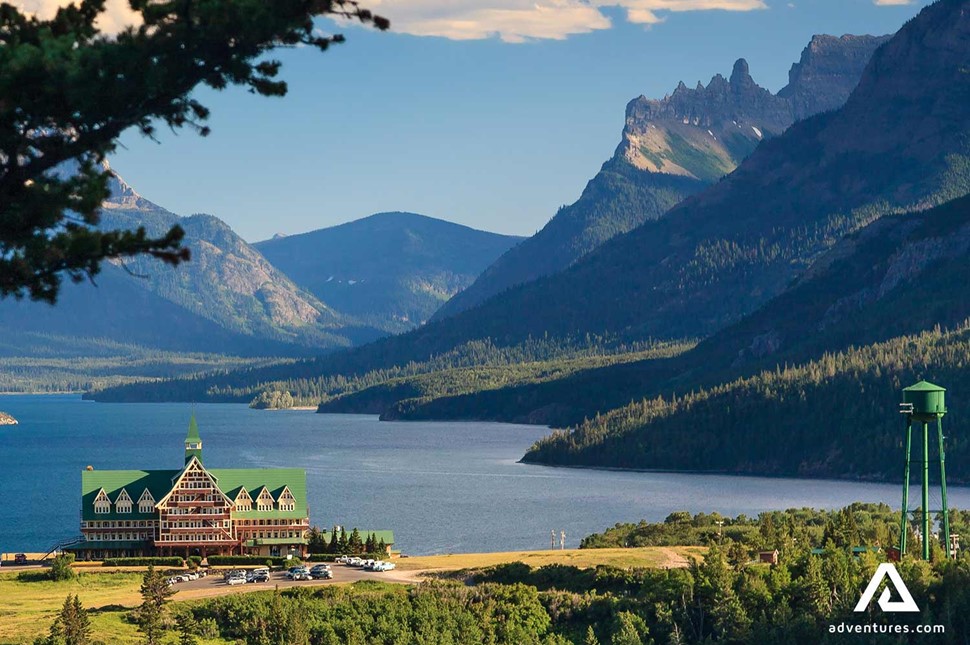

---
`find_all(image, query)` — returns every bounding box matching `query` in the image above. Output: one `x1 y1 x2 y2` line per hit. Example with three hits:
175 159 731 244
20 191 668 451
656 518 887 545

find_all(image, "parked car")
226 572 247 586
14 553 27 565
337 556 350 564
285 566 306 579
377 562 396 572
291 568 311 581
252 567 271 582
310 565 333 580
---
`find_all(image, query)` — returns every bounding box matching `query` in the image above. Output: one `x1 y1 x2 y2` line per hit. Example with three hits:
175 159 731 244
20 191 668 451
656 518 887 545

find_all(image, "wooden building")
71 418 309 560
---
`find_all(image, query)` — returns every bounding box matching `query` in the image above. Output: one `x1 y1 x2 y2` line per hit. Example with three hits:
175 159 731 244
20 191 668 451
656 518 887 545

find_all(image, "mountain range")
433 34 890 321
86 0 970 484
87 25 904 404
1 175 520 391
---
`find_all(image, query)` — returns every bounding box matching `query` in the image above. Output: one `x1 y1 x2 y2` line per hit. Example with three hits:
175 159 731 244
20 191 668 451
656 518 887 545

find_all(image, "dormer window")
115 488 133 514
137 489 156 514
255 487 275 512
234 488 253 512
94 489 112 514
277 486 296 512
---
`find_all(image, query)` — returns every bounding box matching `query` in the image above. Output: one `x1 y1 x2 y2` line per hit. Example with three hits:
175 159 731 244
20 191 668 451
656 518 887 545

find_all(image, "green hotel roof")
186 416 201 442
81 465 308 521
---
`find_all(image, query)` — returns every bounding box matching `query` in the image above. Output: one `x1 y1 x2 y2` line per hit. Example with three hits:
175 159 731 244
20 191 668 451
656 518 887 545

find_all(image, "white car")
226 574 246 586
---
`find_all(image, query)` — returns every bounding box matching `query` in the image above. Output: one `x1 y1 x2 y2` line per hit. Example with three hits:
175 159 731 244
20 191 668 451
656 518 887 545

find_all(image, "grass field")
0 548 705 643
0 572 228 645
394 546 707 572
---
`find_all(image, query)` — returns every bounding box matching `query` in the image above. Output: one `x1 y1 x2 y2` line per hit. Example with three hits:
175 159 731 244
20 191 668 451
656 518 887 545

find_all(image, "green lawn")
0 572 228 645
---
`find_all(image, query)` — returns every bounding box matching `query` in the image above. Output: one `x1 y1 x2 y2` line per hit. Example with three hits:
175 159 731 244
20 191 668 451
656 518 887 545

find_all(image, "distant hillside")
355 192 970 427
95 174 376 350
434 34 889 320
523 322 970 482
0 170 395 361
255 212 522 332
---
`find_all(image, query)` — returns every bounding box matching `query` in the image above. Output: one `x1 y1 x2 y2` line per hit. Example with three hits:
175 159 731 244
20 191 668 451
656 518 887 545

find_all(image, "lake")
1 394 964 555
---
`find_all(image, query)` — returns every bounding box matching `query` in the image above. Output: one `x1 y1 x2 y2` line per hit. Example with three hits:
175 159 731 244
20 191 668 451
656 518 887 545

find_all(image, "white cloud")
12 0 768 42
14 0 139 31
368 0 768 42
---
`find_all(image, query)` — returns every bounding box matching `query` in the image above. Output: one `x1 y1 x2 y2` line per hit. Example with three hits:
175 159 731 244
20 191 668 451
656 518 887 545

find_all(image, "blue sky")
102 0 930 241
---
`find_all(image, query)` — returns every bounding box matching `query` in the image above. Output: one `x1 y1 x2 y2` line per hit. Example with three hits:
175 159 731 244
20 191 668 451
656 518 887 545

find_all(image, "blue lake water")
1 394 965 555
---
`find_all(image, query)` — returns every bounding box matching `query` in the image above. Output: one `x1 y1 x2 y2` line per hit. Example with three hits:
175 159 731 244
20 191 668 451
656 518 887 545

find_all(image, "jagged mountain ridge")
435 0 969 346
254 212 523 333
435 33 889 321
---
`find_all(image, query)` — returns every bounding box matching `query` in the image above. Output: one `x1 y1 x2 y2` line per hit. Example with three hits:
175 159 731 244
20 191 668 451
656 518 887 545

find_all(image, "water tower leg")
900 419 912 555
938 417 951 559
922 421 930 561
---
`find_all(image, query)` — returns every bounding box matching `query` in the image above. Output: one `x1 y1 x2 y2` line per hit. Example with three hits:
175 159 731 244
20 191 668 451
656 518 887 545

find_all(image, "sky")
34 0 931 241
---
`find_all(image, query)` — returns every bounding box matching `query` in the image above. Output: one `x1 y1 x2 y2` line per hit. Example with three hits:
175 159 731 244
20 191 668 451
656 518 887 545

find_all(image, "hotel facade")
70 418 309 560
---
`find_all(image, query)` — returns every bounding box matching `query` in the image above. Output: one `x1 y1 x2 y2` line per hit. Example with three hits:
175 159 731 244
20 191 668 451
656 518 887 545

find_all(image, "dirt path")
657 547 691 569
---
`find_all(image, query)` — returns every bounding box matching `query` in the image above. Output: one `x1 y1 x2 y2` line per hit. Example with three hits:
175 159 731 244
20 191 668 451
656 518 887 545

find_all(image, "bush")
306 554 341 562
48 553 75 581
103 557 184 567
187 555 203 569
207 556 289 567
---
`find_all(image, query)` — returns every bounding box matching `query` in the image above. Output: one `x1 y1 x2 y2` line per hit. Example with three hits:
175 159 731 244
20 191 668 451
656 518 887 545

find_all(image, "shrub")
187 555 203 569
207 556 289 567
48 553 76 581
103 557 184 567
306 554 340 562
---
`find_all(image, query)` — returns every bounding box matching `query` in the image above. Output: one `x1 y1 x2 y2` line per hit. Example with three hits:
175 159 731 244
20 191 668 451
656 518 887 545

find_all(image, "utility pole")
551 530 556 550
560 530 566 550
715 520 724 543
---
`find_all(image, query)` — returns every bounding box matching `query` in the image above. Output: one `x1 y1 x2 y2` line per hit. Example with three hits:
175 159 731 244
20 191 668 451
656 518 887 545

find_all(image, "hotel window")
94 490 111 514
138 489 155 514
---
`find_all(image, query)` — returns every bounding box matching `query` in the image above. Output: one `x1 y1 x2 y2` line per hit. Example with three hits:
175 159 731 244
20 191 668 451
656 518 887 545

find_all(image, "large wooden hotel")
70 418 310 560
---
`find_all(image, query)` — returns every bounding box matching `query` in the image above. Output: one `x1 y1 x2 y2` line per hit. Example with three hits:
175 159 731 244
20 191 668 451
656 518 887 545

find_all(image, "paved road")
172 564 421 600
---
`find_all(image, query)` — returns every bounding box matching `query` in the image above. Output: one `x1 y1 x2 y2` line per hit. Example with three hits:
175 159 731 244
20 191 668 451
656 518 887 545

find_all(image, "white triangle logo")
853 563 920 613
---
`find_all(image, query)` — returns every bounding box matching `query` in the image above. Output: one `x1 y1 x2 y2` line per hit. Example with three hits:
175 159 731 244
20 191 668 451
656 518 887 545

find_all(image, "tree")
338 528 349 554
39 594 91 645
0 0 388 303
48 553 76 581
610 612 650 645
307 526 325 554
584 625 601 645
175 612 197 645
328 526 340 554
137 565 175 645
65 595 92 645
348 528 363 554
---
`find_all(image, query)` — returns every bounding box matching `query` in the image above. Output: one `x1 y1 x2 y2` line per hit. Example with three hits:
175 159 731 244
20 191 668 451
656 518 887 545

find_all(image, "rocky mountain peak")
730 58 753 87
778 33 892 120
617 33 889 182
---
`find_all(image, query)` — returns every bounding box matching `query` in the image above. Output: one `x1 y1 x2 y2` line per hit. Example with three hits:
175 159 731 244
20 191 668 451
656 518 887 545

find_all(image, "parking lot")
170 563 420 599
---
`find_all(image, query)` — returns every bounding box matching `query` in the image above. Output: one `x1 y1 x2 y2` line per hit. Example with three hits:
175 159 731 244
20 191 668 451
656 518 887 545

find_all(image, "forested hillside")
523 322 970 481
355 192 970 426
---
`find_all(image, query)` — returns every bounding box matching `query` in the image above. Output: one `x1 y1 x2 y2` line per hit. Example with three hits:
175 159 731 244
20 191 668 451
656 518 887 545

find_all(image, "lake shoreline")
517 459 970 489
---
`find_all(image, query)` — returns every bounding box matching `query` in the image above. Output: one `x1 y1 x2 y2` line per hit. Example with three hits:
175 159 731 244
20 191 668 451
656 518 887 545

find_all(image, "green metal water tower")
899 381 952 561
